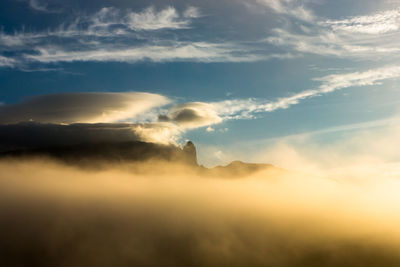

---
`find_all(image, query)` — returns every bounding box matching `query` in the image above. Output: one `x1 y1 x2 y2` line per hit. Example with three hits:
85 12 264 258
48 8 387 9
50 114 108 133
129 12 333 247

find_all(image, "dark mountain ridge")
0 139 275 176
0 140 197 166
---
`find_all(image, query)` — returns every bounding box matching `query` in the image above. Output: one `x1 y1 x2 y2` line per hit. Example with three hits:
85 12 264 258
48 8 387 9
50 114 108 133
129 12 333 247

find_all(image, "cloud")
29 0 46 12
28 0 60 13
24 42 254 63
0 4 294 68
0 55 16 67
0 92 170 124
246 0 314 21
125 6 200 31
183 6 201 18
0 92 186 145
247 115 400 180
132 122 182 144
138 65 400 133
1 65 398 140
2 1 398 68
1 5 199 44
267 7 400 59
58 5 199 36
211 65 400 121
0 32 31 47
2 152 400 266
80 6 200 35
314 65 400 93
0 121 182 152
322 8 400 34
0 5 203 61
0 92 221 145
159 102 223 129
0 122 140 152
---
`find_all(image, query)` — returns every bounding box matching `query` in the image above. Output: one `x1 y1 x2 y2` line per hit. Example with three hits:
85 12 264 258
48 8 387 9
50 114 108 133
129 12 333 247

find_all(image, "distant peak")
184 140 194 147
183 140 197 165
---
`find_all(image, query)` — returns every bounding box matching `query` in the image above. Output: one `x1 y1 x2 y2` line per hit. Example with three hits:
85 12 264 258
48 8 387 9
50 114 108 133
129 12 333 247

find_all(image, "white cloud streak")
267 7 400 59
322 8 400 34
247 0 314 21
0 5 283 66
0 6 200 46
79 6 200 35
126 6 200 31
0 55 16 67
149 66 400 135
211 65 400 120
28 0 62 13
24 42 274 63
0 32 31 47
29 0 53 13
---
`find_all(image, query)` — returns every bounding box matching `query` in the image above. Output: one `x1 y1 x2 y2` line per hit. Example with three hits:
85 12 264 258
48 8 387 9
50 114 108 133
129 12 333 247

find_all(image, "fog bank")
1 158 400 266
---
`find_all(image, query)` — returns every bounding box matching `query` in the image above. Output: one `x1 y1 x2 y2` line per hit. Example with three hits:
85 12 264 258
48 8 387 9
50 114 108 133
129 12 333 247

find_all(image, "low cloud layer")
1 158 400 266
0 121 184 153
0 92 169 124
0 123 141 152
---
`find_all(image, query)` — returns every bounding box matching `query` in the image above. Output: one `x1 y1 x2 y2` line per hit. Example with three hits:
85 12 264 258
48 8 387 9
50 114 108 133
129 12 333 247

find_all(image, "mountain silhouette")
0 140 197 167
0 139 276 176
205 160 276 177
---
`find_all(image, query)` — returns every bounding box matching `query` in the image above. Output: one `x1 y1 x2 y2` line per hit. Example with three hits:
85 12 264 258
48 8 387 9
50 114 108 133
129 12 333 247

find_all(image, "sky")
1 0 400 166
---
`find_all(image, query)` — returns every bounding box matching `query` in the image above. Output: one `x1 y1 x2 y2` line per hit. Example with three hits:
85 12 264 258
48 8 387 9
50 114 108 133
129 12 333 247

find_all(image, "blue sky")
1 0 400 166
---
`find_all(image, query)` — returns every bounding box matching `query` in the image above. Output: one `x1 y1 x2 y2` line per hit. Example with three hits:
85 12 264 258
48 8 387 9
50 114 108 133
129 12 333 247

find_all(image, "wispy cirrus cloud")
322 8 400 34
211 65 400 120
76 6 201 35
125 6 200 30
28 0 61 13
24 42 278 64
146 65 400 133
0 55 16 67
0 32 32 47
245 0 314 21
133 65 400 133
267 7 400 59
0 6 201 48
2 1 399 69
0 5 287 68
